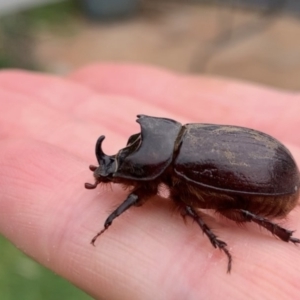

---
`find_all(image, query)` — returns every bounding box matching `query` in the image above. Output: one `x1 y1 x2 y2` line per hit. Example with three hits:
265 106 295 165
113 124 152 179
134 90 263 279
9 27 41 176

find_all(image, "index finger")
69 63 300 145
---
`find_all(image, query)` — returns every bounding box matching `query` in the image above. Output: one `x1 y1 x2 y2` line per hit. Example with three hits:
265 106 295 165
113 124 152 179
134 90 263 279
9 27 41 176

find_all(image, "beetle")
85 114 300 272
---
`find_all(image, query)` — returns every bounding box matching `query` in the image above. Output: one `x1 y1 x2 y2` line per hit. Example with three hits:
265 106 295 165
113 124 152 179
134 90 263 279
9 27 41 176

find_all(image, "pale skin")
0 63 299 299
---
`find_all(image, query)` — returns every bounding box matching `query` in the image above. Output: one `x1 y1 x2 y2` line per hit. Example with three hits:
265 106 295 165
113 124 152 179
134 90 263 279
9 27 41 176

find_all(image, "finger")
1 139 300 299
69 63 300 145
0 138 170 299
2 67 299 140
0 86 133 159
0 138 232 299
1 68 299 146
0 71 181 157
0 70 182 129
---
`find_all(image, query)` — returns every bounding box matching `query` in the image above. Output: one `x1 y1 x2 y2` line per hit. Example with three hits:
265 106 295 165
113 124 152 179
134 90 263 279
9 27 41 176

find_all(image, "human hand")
0 64 299 299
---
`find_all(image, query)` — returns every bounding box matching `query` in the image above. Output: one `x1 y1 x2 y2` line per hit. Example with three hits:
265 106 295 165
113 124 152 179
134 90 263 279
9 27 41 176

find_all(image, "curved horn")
95 135 111 164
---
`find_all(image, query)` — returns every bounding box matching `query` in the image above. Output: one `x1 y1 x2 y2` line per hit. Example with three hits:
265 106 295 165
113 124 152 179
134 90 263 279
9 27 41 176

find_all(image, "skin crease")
0 64 299 300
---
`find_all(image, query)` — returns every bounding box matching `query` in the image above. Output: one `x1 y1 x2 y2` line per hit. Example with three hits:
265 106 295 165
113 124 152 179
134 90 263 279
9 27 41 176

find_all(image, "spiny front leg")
91 184 158 245
184 206 232 273
91 193 139 245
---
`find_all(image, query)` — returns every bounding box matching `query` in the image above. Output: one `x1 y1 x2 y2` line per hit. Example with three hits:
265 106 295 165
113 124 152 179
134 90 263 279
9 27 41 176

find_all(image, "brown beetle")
85 115 300 272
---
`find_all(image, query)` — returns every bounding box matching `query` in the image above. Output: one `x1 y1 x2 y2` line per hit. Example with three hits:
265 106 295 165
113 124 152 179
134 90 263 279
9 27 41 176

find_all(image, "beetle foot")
282 229 300 244
91 228 106 246
220 245 232 273
237 210 300 243
184 206 232 273
289 236 300 244
210 237 232 273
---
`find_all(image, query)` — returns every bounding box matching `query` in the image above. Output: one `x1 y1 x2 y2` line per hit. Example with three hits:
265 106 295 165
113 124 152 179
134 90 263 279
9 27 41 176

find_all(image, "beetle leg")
184 206 232 273
240 209 300 244
221 209 300 244
91 193 139 245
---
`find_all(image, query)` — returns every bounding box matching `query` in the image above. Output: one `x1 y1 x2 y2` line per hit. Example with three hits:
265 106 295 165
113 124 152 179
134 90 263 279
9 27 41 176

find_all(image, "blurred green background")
0 0 77 70
0 236 92 299
1 0 300 89
0 2 92 297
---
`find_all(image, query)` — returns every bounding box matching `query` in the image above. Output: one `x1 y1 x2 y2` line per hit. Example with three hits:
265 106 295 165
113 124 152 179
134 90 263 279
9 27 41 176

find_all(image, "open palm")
0 64 299 299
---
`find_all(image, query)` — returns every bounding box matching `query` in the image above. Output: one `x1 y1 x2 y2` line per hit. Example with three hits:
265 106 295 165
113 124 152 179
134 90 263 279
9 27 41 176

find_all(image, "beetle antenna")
89 165 97 171
85 182 99 189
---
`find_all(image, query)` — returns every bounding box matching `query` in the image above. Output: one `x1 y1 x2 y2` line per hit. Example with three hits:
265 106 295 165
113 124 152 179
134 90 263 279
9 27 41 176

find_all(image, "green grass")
0 0 79 70
0 0 78 25
0 235 93 300
21 0 80 31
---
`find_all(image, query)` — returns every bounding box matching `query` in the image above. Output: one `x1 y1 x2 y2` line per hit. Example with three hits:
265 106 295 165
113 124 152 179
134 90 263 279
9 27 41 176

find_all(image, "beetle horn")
95 135 116 177
95 135 111 164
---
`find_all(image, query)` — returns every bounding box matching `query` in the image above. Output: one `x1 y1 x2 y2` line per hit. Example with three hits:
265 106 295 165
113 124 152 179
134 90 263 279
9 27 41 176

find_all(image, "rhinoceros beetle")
85 115 300 272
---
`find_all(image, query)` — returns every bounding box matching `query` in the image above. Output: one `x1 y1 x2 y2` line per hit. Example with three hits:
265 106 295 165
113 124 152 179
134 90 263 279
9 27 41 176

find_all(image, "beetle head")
85 115 183 190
